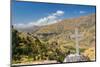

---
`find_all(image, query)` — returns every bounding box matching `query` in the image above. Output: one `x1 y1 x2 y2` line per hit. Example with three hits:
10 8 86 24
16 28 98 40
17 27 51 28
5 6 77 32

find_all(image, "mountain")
35 14 95 34
33 13 96 48
14 25 40 32
14 14 95 33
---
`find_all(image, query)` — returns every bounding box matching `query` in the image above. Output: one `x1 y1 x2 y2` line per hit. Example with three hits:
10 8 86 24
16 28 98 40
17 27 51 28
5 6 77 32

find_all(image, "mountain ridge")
14 13 95 33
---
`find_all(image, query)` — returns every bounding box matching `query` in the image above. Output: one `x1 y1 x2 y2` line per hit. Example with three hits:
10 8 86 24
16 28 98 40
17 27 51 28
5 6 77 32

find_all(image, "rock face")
63 54 89 62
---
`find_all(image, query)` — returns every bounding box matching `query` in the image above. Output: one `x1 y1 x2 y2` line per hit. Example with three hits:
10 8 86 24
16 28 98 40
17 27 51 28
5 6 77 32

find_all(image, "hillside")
33 13 96 47
35 14 95 34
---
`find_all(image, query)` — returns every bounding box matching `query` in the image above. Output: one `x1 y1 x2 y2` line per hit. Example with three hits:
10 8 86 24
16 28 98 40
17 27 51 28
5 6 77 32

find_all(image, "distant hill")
33 14 96 48
14 14 95 34
35 14 95 34
14 25 40 32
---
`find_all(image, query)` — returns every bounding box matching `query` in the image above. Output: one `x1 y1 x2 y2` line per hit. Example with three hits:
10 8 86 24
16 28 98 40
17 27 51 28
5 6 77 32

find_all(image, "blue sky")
12 1 96 28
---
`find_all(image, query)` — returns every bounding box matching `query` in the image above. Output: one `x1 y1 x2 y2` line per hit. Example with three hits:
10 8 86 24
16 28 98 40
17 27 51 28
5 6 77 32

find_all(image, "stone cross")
70 27 83 55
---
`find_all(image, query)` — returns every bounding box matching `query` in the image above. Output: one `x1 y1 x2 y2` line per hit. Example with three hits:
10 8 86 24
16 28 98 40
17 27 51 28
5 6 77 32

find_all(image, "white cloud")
53 10 64 16
14 23 25 28
48 15 57 19
14 10 64 28
79 11 86 14
36 10 64 26
14 22 36 29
